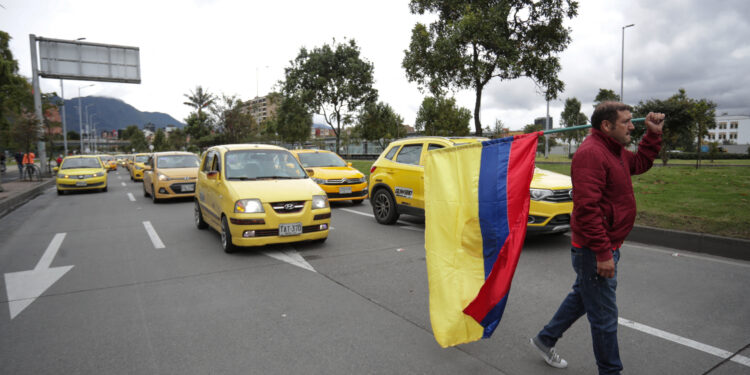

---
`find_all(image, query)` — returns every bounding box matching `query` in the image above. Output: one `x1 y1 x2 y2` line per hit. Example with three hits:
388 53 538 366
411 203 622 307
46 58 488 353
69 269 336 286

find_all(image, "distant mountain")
52 96 185 133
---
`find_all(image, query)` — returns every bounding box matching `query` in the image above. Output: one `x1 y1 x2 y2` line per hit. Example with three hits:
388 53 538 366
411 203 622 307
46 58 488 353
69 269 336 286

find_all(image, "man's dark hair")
591 101 632 130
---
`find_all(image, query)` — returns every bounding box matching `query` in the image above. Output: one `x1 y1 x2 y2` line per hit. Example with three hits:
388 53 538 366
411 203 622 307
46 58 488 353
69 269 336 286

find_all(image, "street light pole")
78 84 94 153
621 24 635 103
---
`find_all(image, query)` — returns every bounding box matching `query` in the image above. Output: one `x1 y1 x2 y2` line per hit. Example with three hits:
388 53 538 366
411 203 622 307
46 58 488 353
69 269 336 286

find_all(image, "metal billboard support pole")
29 34 48 176
60 79 68 156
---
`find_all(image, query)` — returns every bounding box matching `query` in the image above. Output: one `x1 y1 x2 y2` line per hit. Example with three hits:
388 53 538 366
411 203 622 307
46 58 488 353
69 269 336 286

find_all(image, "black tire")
57 189 64 196
102 185 108 192
151 185 159 203
221 216 238 253
195 201 208 229
351 199 364 205
372 189 399 225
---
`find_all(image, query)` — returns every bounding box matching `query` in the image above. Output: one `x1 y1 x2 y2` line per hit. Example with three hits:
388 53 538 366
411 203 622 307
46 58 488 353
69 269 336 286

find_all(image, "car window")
224 150 306 180
157 155 200 169
135 155 149 163
384 146 399 161
427 143 445 152
395 144 423 165
60 158 101 169
211 152 221 172
202 152 215 173
297 152 347 167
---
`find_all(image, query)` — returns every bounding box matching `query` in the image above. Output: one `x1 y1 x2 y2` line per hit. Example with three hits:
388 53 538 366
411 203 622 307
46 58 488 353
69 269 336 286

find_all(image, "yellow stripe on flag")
424 143 485 348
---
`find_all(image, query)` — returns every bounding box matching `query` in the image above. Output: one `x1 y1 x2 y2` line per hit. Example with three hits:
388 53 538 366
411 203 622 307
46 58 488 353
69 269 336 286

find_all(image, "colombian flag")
424 132 540 348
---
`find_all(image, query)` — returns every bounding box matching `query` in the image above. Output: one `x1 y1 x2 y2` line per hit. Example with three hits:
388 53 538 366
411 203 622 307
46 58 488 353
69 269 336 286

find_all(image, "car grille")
169 182 195 193
327 190 368 199
59 182 105 188
548 214 571 225
252 225 326 237
271 201 305 213
322 177 366 185
545 189 573 202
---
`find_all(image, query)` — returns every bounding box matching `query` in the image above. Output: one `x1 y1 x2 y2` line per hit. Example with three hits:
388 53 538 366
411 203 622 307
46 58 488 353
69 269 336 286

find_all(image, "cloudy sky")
2 0 749 131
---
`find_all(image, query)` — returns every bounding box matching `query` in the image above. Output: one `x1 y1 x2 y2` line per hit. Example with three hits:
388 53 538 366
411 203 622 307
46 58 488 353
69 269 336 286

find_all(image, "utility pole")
621 24 635 103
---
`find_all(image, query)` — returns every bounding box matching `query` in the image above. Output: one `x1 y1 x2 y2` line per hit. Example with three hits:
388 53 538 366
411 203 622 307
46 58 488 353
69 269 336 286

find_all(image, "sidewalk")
1 177 748 261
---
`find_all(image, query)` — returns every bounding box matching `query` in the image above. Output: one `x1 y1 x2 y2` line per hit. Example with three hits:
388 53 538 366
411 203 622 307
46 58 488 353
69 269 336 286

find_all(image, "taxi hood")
225 178 324 202
306 166 364 180
160 167 199 179
531 168 572 190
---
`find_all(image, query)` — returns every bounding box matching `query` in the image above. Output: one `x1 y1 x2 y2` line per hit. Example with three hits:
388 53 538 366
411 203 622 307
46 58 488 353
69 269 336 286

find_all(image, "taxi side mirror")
305 168 315 177
53 167 59 172
207 171 219 180
347 162 353 167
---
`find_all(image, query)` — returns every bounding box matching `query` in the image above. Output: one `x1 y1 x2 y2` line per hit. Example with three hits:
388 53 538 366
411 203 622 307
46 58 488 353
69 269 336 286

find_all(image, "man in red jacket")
530 102 665 374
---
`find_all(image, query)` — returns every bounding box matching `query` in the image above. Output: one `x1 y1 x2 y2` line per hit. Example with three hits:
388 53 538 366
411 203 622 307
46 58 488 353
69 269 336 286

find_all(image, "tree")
183 86 215 118
523 122 558 153
183 86 215 148
282 38 378 153
560 97 588 157
355 101 405 150
121 125 148 152
634 89 716 165
593 88 620 107
403 0 578 136
152 129 169 151
167 128 187 151
0 31 34 153
211 94 257 144
276 95 311 147
415 96 471 136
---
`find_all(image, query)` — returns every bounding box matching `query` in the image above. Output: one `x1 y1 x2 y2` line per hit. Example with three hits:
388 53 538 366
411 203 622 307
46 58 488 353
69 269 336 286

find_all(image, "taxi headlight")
94 172 105 177
158 173 168 181
235 199 264 213
312 177 326 184
312 195 329 209
57 173 69 178
530 189 553 201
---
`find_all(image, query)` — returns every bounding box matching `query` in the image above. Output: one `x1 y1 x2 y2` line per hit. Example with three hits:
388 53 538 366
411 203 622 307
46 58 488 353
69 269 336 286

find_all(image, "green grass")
352 158 750 239
537 162 750 239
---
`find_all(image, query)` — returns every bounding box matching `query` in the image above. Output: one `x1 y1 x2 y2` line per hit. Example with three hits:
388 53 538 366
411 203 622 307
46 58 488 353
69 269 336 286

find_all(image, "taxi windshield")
224 150 306 180
99 156 113 162
61 158 101 169
297 152 347 168
157 155 199 169
135 155 149 163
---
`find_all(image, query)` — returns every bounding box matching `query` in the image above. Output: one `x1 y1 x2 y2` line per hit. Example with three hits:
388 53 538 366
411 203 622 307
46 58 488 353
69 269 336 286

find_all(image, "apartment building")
706 115 750 144
243 95 279 124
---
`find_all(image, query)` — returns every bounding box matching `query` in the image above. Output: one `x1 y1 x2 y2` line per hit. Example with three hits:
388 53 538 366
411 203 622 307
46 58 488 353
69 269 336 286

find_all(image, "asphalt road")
1 169 748 375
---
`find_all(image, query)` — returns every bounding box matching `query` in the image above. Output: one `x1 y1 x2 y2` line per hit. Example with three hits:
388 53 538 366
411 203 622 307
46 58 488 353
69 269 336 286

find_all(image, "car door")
391 143 425 209
198 151 221 227
143 155 155 194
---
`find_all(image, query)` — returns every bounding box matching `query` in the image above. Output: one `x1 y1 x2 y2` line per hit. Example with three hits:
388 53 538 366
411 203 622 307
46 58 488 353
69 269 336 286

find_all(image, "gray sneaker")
530 336 568 369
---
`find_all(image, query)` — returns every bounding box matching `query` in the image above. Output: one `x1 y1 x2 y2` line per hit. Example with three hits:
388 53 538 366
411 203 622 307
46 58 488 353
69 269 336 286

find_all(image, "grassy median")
350 158 750 240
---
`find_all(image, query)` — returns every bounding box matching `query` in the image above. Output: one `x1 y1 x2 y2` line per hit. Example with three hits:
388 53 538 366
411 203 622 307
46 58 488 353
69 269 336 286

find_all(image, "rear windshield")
157 155 200 169
297 152 347 168
61 158 101 169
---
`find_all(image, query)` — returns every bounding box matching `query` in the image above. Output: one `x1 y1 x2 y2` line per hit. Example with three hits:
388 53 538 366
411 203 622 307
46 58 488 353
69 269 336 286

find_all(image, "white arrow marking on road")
263 248 316 272
4 233 73 320
121 182 126 187
127 192 135 202
143 221 165 249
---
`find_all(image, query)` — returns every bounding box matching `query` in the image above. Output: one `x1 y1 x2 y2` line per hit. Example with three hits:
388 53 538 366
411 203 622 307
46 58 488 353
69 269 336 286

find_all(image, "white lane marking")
400 226 424 232
4 233 74 319
339 208 422 229
127 192 135 202
340 208 372 217
263 248 316 272
142 221 165 249
626 243 750 269
121 182 126 187
619 317 750 367
117 176 122 180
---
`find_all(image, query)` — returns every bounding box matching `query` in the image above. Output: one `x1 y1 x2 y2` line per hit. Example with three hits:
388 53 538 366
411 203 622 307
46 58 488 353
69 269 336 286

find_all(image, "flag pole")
542 117 645 135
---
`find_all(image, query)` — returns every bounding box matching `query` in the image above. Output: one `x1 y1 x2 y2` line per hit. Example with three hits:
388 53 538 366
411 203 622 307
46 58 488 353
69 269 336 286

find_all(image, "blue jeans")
537 246 622 375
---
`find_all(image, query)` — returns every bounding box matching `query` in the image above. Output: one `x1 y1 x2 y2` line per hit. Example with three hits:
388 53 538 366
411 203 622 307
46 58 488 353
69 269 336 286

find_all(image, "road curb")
628 225 750 261
0 178 56 219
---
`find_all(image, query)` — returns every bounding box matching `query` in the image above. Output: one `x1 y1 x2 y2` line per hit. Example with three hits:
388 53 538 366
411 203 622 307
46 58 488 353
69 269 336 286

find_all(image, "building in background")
707 115 750 146
243 94 279 124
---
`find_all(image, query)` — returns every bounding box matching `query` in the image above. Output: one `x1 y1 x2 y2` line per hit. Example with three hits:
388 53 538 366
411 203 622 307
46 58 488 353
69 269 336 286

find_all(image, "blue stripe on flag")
478 137 512 279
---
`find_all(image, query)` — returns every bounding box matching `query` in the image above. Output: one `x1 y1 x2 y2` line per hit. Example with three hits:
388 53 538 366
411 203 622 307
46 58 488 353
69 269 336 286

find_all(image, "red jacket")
570 128 661 261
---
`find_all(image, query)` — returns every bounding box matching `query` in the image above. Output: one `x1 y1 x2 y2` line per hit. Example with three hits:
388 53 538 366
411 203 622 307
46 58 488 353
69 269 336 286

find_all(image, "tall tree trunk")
474 87 483 136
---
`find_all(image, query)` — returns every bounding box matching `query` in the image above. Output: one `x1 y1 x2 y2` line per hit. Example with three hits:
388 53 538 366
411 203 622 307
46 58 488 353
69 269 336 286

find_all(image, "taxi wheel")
195 201 208 229
372 189 399 225
221 216 238 253
151 185 159 203
102 185 108 192
143 183 150 197
57 188 64 196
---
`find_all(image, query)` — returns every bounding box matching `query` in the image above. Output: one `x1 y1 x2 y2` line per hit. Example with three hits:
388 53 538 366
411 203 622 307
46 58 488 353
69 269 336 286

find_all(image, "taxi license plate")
279 223 303 236
75 181 87 187
181 184 195 192
339 186 352 194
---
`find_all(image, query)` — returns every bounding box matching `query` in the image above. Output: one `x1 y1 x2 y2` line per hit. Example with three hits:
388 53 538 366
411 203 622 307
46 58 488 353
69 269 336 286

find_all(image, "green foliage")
560 97 588 156
67 130 80 140
415 96 471 136
152 129 169 151
127 127 148 152
276 95 311 146
634 89 716 165
403 0 579 135
593 88 620 106
183 86 216 149
355 101 405 149
184 111 212 143
183 86 215 116
282 38 378 153
0 31 34 152
168 128 187 151
211 94 257 144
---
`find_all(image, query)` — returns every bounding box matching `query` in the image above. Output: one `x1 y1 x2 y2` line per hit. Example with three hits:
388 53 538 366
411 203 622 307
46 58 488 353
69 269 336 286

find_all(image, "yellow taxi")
129 153 150 181
369 136 573 234
115 154 129 167
125 154 135 172
98 154 118 172
195 144 331 253
290 149 367 205
54 155 108 195
142 151 200 202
